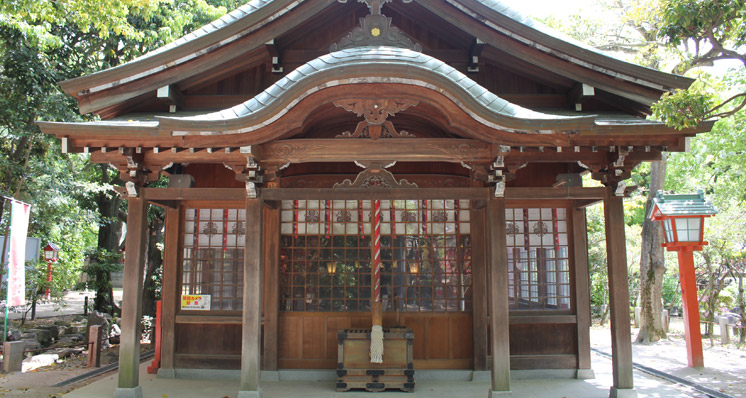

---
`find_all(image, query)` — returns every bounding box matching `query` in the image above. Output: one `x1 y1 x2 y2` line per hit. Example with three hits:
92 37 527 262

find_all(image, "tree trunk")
93 164 123 314
636 155 668 343
738 274 745 344
141 211 164 317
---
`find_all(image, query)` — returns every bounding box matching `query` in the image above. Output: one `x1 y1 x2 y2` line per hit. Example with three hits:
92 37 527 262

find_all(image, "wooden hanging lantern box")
336 327 415 392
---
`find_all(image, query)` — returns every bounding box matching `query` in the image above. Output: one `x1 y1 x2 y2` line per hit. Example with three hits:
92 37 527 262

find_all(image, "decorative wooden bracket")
334 99 418 139
334 162 418 189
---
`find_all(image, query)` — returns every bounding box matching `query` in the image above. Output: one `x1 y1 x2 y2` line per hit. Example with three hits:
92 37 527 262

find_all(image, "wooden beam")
139 187 611 202
158 206 180 375
116 196 147 396
239 198 263 396
253 138 495 164
157 85 184 112
470 205 488 371
571 207 593 377
487 197 511 394
603 186 636 395
262 205 280 371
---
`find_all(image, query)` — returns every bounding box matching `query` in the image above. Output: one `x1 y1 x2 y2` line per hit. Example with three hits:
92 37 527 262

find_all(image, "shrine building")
39 1 713 397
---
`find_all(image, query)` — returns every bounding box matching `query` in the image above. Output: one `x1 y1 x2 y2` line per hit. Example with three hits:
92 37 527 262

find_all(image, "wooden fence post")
88 325 102 368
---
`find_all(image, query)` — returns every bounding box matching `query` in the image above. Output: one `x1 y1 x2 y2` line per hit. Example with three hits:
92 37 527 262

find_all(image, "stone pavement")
62 350 706 398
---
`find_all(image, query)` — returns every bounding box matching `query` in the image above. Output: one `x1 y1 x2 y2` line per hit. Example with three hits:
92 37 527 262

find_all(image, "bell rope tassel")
370 324 384 363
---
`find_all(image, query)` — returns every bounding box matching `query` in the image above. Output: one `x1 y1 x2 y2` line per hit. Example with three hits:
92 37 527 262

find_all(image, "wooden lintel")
253 139 495 164
142 188 246 201
140 186 609 201
148 199 179 209
504 187 605 200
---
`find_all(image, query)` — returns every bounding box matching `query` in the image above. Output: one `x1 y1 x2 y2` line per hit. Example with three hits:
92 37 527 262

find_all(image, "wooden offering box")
336 327 415 392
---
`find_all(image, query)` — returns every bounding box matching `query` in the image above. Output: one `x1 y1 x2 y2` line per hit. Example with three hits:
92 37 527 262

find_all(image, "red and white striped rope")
373 199 381 303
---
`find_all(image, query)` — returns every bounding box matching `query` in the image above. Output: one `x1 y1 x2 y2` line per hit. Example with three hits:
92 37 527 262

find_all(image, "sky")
505 0 598 18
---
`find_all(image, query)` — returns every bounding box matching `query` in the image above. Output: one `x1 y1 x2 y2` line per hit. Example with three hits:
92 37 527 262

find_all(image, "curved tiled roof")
59 0 692 107
157 46 594 135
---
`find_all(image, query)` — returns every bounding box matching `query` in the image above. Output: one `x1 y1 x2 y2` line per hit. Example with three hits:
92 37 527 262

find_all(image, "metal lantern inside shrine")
648 190 716 368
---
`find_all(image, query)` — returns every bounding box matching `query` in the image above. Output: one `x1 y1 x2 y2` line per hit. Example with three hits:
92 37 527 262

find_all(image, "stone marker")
2 341 25 373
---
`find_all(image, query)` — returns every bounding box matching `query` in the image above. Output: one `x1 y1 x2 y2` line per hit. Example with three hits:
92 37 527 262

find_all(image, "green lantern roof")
649 190 717 218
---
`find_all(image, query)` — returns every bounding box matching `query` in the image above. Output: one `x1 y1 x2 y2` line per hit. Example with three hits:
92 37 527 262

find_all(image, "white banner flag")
7 201 31 307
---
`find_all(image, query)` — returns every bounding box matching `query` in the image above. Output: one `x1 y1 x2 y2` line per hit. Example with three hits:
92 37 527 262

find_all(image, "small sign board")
181 294 211 310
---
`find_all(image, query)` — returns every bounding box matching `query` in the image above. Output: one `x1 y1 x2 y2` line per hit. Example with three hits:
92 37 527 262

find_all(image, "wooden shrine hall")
39 0 713 397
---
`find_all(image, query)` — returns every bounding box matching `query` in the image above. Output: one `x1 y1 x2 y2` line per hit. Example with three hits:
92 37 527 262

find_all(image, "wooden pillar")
158 206 181 377
571 207 593 378
115 196 147 398
677 248 704 368
262 204 280 371
239 197 263 398
471 203 489 371
603 187 636 397
487 197 511 396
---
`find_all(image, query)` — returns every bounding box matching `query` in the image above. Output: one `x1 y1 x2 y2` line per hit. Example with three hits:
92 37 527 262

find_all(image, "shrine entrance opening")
277 199 474 369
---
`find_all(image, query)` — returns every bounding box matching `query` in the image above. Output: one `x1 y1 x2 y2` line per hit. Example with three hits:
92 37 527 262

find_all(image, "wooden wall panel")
278 312 473 369
278 316 301 359
451 316 473 359
427 317 451 359
508 324 577 356
302 317 326 359
175 324 242 355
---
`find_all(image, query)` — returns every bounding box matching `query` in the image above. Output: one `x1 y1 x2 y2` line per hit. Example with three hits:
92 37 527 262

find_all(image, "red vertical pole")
147 300 162 373
45 260 53 299
677 248 704 368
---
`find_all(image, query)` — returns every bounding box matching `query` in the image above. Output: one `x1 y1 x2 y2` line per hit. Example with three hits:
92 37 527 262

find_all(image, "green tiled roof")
650 190 717 217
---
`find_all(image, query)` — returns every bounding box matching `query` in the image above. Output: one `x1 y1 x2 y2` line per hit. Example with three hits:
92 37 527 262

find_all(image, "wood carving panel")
334 99 419 140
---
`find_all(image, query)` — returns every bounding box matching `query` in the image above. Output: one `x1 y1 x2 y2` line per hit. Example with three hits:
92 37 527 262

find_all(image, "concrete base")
511 369 577 380
113 386 143 398
576 369 596 379
472 371 491 382
488 389 513 397
237 389 261 398
157 368 176 379
609 387 638 398
261 370 280 381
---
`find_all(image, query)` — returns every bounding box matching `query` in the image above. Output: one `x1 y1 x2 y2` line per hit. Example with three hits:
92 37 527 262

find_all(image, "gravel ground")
591 317 746 397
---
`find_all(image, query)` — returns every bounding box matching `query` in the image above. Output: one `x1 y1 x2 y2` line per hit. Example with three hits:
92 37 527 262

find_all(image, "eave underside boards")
72 0 338 116
414 0 667 106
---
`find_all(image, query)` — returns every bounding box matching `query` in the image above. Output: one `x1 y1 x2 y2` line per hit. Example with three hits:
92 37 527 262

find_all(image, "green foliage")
652 84 714 129
654 0 746 127
658 0 746 49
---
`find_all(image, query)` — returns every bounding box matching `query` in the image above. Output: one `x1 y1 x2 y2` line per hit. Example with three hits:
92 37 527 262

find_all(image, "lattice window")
182 208 246 311
505 208 571 311
279 200 472 312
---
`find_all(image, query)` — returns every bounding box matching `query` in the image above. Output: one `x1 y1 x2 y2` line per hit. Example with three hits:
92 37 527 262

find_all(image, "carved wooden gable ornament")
334 99 418 139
